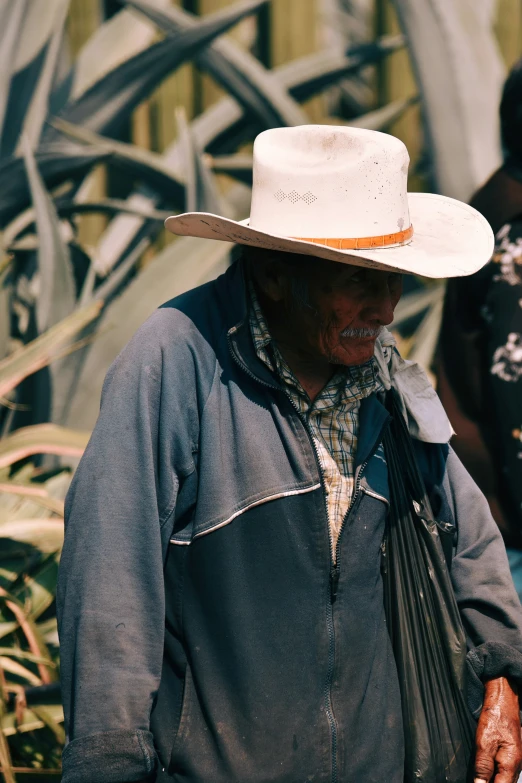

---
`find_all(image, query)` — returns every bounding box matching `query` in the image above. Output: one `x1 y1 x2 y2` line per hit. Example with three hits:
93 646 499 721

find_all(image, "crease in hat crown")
249 126 412 248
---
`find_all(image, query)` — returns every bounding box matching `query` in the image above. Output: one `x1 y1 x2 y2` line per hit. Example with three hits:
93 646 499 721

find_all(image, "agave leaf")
407 292 445 371
0 143 109 229
91 238 150 304
0 0 29 147
19 0 69 152
392 283 444 329
44 0 269 144
0 520 64 552
21 134 76 333
391 0 504 199
51 116 185 203
282 35 404 103
123 0 306 129
64 237 232 430
346 95 419 131
68 4 170 103
57 198 170 221
0 300 101 399
208 154 253 186
0 656 41 686
0 425 89 469
175 107 225 215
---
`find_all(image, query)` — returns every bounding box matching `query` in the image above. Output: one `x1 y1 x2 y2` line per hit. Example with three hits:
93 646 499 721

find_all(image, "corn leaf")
0 425 88 469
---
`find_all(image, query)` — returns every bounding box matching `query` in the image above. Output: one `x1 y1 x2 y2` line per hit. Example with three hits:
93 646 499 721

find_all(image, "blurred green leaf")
21 135 76 333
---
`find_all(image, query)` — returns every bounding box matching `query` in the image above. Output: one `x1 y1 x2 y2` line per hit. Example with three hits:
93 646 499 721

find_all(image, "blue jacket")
58 261 522 783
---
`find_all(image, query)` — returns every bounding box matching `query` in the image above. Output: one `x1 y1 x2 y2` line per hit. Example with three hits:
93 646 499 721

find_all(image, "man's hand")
474 676 522 783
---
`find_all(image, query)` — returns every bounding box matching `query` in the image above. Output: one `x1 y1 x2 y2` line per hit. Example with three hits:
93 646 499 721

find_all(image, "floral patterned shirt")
248 279 382 555
452 218 522 536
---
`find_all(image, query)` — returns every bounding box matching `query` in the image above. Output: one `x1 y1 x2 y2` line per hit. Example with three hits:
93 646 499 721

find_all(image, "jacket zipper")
228 331 340 781
330 424 390 602
228 330 386 783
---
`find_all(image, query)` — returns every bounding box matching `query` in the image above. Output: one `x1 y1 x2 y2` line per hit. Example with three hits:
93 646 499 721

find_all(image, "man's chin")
330 340 377 367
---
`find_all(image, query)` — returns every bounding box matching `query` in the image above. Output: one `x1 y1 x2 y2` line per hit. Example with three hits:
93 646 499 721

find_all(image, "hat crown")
249 125 411 240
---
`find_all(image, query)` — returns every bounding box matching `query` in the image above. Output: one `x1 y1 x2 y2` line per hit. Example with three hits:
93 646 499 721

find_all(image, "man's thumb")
474 749 494 783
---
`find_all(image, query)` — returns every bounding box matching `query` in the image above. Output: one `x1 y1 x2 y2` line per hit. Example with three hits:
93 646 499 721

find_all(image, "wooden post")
377 0 426 192
269 0 323 122
66 0 108 245
495 0 522 70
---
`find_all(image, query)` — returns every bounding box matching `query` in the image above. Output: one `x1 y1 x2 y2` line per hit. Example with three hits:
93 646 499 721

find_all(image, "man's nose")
360 280 397 325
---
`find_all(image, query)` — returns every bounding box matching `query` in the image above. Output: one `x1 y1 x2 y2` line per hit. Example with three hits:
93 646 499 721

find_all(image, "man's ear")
249 256 287 303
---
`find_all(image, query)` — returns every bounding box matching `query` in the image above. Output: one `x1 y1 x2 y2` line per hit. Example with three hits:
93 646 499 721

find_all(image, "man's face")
253 253 403 367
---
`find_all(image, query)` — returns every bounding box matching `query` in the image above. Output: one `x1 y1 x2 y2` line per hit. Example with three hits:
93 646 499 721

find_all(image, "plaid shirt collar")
247 278 381 411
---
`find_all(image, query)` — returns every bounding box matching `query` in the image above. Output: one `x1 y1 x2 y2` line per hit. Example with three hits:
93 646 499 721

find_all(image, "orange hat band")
291 224 414 251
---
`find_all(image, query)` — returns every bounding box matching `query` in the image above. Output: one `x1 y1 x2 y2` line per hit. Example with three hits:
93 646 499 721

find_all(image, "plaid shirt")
248 280 382 555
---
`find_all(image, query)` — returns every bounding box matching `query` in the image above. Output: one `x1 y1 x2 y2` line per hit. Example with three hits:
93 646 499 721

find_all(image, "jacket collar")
218 260 452 445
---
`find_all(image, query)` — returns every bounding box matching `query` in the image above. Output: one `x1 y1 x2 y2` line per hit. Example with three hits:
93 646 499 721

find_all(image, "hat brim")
164 192 494 279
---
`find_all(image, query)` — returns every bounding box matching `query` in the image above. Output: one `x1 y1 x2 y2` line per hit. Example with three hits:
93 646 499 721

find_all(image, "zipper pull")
330 565 340 603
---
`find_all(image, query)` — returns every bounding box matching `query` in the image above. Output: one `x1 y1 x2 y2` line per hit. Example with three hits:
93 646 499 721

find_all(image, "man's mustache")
340 325 383 339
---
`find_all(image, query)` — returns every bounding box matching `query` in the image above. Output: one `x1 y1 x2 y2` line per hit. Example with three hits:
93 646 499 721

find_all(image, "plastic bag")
382 389 476 783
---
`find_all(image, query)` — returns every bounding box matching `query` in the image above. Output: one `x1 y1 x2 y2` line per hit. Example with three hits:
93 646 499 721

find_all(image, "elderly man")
58 126 522 783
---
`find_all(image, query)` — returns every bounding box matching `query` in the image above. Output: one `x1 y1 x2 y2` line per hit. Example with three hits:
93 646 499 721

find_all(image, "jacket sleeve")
57 313 199 783
444 446 522 716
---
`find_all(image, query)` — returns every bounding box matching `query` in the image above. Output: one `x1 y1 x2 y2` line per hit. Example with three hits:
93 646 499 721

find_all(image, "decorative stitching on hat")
273 189 318 204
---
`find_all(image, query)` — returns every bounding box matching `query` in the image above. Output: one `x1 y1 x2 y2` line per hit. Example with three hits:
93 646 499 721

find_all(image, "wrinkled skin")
248 250 403 400
475 677 522 783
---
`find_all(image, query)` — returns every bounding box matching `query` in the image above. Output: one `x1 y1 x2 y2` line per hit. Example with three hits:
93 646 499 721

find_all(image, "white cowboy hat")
165 125 494 279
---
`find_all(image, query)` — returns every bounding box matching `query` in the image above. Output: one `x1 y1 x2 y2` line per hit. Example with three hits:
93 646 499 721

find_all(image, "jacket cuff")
61 729 157 783
466 641 522 718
